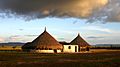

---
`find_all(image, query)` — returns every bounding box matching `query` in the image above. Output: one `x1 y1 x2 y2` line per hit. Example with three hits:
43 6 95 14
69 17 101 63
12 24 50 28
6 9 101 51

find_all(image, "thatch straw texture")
22 30 63 50
70 34 90 47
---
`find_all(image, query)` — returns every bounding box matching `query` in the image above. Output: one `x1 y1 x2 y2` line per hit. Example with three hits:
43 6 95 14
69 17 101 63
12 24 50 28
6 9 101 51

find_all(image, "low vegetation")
91 46 120 49
0 46 21 51
0 50 120 67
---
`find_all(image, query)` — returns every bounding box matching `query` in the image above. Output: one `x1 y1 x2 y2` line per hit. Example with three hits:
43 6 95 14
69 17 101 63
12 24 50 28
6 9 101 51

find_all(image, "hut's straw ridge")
70 34 90 47
22 30 63 50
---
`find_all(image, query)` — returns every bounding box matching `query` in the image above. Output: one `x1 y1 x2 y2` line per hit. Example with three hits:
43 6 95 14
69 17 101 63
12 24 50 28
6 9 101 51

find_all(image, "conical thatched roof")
23 28 63 50
70 33 90 47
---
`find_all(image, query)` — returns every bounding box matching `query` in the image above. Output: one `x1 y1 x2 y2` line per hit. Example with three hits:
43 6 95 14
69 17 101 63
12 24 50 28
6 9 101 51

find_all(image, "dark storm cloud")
2 0 119 22
88 0 120 23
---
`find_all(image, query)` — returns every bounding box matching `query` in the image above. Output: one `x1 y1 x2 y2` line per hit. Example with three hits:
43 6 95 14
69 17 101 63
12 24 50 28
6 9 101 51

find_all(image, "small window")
68 46 71 49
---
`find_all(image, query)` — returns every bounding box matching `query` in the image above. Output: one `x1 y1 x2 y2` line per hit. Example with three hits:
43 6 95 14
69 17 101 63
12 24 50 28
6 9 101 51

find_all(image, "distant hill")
0 42 25 46
94 44 120 47
0 42 120 47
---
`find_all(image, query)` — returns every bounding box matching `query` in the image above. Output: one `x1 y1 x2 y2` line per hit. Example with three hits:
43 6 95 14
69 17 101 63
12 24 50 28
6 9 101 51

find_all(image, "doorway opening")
75 46 77 52
54 49 57 53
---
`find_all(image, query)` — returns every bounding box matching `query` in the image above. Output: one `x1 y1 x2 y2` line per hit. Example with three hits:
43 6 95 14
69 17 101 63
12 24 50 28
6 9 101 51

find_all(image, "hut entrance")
78 47 80 52
86 47 89 51
75 46 77 52
54 49 57 53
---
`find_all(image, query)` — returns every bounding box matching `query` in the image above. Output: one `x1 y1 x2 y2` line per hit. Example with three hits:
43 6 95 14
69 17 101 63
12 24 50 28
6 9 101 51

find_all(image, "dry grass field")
0 49 120 67
0 46 21 51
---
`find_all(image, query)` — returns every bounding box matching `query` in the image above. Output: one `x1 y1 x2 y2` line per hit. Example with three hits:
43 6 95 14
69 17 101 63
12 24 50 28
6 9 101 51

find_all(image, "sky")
0 0 120 45
0 17 120 45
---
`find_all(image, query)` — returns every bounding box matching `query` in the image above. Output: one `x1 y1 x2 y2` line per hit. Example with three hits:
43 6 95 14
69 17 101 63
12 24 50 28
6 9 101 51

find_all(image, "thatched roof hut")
70 34 90 47
22 28 63 50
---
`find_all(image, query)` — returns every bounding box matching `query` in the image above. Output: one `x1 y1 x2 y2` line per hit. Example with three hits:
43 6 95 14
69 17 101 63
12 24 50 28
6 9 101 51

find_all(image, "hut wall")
80 47 87 51
31 50 54 53
57 50 62 53
31 49 62 53
63 45 78 53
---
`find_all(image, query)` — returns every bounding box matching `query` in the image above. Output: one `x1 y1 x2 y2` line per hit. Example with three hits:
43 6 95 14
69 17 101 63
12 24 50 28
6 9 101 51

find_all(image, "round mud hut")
70 34 90 52
22 28 63 53
62 33 91 53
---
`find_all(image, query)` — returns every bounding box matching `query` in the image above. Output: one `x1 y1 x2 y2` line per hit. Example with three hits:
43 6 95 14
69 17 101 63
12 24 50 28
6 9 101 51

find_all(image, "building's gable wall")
63 45 78 53
80 46 90 51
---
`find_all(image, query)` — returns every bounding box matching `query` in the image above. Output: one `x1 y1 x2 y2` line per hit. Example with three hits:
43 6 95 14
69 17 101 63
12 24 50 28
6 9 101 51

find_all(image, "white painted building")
63 45 78 53
60 34 90 53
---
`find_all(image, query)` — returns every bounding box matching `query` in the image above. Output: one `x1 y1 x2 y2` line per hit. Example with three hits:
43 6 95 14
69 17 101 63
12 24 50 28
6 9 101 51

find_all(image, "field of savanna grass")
0 49 120 67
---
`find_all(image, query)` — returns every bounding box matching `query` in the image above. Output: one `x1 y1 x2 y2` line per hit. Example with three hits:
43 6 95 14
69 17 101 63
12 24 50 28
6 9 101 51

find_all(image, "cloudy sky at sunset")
0 0 120 45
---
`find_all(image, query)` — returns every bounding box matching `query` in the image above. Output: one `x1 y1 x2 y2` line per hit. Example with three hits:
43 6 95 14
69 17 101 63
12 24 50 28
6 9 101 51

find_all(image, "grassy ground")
0 46 21 50
0 50 120 67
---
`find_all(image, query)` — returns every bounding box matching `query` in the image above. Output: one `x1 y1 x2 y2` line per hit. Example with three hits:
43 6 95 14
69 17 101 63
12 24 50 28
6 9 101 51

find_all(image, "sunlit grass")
0 46 22 50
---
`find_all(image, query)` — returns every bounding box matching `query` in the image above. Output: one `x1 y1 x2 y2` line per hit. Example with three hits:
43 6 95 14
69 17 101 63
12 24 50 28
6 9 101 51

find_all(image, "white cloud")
0 37 4 42
5 35 31 42
82 26 112 33
88 35 120 45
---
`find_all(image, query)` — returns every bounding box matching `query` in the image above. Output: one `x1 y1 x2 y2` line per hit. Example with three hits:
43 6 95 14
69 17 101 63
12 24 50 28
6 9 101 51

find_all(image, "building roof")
70 33 90 47
59 41 70 45
22 28 63 50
